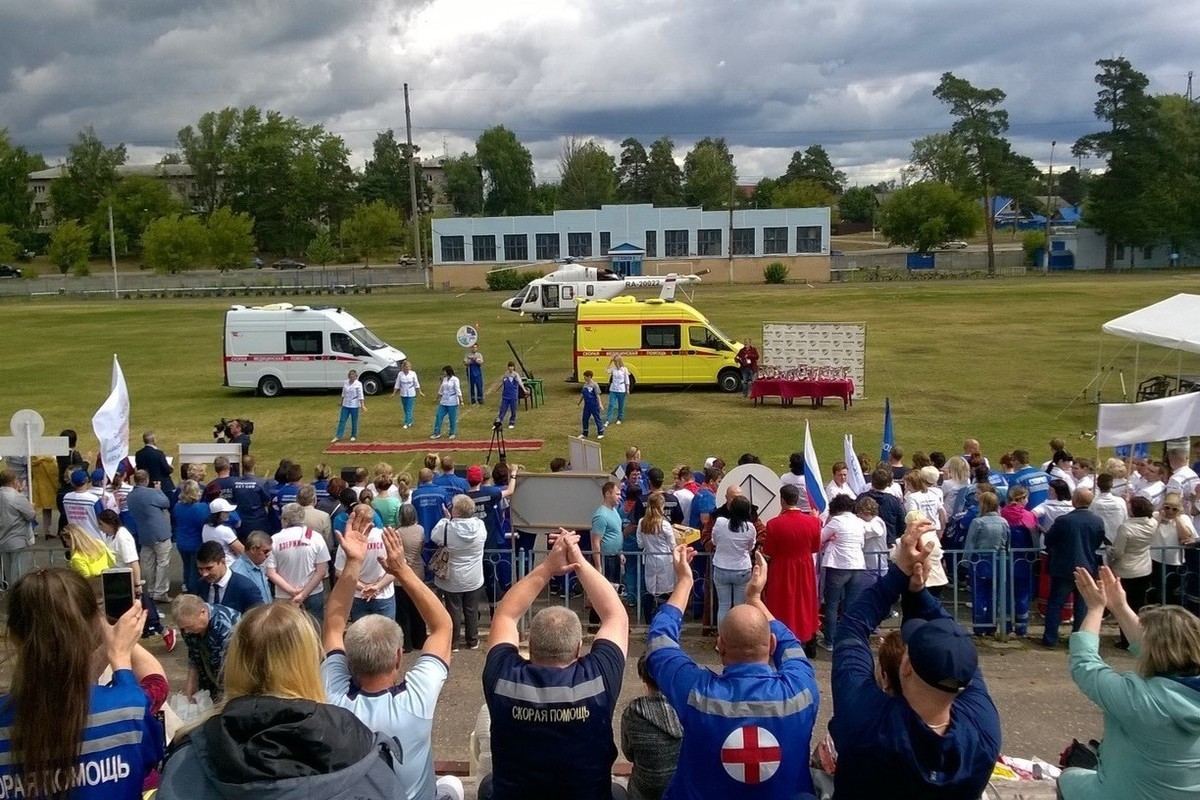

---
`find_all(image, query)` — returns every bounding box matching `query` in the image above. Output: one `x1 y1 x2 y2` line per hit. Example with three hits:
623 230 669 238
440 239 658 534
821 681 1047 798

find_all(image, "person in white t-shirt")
1165 447 1200 520
333 504 396 621
1135 461 1168 510
826 461 856 502
673 465 696 523
322 517 461 800
431 366 463 440
605 355 632 426
97 509 173 645
201 498 244 565
332 369 367 443
390 360 424 430
902 471 946 536
266 502 331 619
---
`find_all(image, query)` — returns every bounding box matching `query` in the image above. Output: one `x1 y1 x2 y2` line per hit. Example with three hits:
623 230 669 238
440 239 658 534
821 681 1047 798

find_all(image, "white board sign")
762 321 866 398
509 472 612 531
568 435 604 473
717 464 785 523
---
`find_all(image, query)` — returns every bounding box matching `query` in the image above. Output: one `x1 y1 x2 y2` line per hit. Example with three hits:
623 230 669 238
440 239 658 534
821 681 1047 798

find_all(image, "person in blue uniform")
578 370 606 439
497 361 524 428
464 344 485 404
646 546 819 799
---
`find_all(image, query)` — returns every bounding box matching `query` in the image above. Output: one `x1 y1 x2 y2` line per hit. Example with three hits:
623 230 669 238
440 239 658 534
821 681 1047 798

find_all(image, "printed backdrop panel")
761 322 866 398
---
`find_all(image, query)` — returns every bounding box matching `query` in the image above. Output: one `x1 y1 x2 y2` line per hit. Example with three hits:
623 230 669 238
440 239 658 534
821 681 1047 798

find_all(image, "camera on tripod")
488 419 506 464
212 418 254 441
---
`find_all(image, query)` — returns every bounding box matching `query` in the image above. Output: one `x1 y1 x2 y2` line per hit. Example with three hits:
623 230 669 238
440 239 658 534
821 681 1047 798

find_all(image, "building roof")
29 163 198 180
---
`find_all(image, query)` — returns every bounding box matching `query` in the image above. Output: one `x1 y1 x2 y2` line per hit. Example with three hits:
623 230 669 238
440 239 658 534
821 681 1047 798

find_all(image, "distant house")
28 163 212 230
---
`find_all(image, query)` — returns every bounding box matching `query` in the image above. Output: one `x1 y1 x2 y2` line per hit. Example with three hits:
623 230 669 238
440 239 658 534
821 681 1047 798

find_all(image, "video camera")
212 418 255 441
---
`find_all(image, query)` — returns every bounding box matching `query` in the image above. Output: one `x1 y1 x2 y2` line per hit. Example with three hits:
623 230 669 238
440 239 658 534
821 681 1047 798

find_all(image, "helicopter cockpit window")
542 285 559 308
525 285 539 303
562 286 575 301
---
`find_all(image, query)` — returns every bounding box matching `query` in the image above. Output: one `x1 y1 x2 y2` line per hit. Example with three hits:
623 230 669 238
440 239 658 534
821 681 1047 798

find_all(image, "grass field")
4 273 1198 480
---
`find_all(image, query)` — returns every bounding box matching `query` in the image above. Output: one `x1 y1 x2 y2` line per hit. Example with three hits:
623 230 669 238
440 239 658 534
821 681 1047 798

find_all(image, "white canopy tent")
1097 294 1200 446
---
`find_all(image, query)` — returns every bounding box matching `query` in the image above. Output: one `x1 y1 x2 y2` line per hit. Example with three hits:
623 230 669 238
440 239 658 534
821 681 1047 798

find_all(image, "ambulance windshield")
349 326 387 350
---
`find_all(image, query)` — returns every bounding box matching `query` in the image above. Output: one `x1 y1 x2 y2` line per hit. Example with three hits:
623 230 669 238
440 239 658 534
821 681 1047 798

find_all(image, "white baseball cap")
209 498 236 513
704 457 718 468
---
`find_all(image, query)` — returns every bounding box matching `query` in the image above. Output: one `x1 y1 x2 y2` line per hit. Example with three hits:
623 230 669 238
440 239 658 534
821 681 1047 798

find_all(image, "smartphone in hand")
102 568 135 620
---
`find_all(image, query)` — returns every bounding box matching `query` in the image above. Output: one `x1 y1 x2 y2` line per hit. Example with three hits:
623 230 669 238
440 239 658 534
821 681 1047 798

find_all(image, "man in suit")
134 430 175 498
194 540 265 614
1041 488 1106 647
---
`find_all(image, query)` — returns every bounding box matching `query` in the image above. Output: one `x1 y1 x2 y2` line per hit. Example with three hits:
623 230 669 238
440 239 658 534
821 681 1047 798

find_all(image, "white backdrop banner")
1097 393 1200 447
761 322 865 398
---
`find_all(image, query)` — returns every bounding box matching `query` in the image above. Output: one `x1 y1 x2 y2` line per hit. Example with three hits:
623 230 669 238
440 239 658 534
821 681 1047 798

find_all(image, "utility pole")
1043 140 1056 274
108 204 118 297
727 184 735 284
404 83 427 289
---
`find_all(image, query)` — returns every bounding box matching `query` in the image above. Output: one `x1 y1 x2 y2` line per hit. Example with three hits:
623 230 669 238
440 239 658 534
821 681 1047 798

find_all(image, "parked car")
272 259 307 270
938 240 969 250
253 257 264 269
0 264 22 278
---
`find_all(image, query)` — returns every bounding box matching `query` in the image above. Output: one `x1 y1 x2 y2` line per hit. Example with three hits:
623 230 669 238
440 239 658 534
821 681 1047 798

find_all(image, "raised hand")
377 527 408 577
745 550 769 600
1097 566 1126 610
908 558 929 593
1074 567 1106 610
895 516 935 576
671 544 696 580
336 521 371 564
104 602 147 665
545 528 580 576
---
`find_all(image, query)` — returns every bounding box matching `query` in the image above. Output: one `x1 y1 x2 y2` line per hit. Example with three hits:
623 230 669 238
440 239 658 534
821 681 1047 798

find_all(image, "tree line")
0 55 1194 274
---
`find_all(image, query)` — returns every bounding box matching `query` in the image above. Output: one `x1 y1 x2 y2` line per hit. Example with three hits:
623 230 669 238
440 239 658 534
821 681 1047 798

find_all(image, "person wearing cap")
202 497 244 566
62 468 104 539
646 545 819 799
466 463 518 549
830 516 1001 799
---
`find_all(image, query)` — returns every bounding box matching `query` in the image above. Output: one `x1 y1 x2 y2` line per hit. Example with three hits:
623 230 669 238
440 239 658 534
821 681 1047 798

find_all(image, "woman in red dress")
762 483 822 649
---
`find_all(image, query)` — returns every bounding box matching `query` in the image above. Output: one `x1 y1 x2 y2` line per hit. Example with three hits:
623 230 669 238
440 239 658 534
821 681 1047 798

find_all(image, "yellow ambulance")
572 296 744 392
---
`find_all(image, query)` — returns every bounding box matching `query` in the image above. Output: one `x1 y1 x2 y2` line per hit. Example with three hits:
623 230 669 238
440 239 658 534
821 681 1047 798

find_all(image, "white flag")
844 434 868 496
92 355 130 479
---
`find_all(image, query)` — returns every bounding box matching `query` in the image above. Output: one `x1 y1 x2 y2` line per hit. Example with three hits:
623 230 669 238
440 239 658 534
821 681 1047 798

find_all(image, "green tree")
343 201 402 267
1072 57 1163 269
89 174 184 255
557 138 616 209
177 107 240 214
645 137 683 206
1055 166 1085 206
359 130 433 218
531 182 559 215
878 182 980 254
207 206 255 271
476 126 535 216
903 132 975 191
748 177 778 208
142 214 210 273
1154 94 1200 256
682 137 736 209
48 127 127 223
933 72 1013 275
306 230 338 267
771 179 836 212
442 153 484 216
0 223 17 263
0 131 46 241
48 220 91 275
615 137 651 203
784 145 845 195
839 186 878 224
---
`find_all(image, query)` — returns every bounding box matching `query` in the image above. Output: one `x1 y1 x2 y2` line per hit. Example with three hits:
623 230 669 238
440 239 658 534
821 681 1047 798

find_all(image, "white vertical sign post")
0 410 70 543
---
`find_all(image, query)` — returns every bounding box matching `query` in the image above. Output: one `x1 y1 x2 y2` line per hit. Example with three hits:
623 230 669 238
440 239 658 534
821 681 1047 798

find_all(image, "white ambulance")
223 303 406 397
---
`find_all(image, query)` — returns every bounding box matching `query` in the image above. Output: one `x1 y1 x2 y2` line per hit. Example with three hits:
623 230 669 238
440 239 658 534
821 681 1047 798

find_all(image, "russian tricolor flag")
803 420 827 515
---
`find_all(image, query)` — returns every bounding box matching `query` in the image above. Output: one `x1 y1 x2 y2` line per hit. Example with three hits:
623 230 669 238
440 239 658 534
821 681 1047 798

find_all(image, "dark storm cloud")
0 0 1194 183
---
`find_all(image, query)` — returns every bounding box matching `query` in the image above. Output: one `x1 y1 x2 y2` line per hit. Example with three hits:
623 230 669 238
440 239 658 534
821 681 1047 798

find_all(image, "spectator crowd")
0 431 1197 799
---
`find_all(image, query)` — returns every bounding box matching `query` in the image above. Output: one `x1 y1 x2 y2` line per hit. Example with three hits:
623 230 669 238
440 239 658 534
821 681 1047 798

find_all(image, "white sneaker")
448 434 456 440
508 424 514 429
434 775 464 800
616 420 622 425
597 432 605 439
330 437 339 443
350 437 356 442
431 434 441 439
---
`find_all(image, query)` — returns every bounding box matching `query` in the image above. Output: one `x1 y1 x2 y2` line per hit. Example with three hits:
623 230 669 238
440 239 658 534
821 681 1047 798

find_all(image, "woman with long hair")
172 479 209 593
60 522 115 577
431 365 463 440
1060 566 1200 798
159 602 403 798
637 493 676 623
0 568 165 797
710 496 756 627
606 354 631 426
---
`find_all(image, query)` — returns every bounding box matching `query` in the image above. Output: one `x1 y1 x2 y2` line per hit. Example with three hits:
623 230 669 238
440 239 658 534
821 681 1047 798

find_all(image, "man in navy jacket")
831 518 1001 799
1042 488 1106 647
194 541 265 614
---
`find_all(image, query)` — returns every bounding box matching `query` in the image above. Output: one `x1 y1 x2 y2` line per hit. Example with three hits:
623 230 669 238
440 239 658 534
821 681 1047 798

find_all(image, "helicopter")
497 258 706 320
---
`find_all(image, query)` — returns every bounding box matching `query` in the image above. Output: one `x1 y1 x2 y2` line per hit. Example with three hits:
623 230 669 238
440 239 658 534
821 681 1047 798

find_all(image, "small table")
749 378 855 409
522 378 545 409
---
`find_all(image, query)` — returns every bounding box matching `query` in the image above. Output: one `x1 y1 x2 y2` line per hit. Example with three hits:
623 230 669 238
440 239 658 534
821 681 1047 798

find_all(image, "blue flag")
881 397 894 462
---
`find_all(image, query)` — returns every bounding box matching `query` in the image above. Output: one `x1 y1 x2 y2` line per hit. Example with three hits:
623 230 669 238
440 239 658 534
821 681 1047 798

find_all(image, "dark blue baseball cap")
901 617 978 693
70 469 89 486
90 468 106 484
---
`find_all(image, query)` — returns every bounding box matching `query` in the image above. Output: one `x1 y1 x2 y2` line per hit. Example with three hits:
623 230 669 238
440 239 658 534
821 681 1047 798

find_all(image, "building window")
567 232 593 258
1115 244 1126 261
472 235 496 262
732 228 755 256
697 229 722 256
503 234 528 262
664 229 689 257
642 324 680 350
600 231 611 255
1142 246 1154 260
285 331 322 355
645 231 657 258
441 235 465 262
536 233 560 261
763 227 788 255
796 226 822 253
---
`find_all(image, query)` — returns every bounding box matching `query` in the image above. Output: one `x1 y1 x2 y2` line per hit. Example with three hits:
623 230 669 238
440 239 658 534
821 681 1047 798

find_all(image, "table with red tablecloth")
748 377 855 409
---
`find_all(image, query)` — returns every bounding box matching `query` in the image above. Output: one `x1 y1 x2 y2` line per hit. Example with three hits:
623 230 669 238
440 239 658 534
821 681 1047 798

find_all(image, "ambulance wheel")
717 368 741 393
360 372 383 396
257 375 283 398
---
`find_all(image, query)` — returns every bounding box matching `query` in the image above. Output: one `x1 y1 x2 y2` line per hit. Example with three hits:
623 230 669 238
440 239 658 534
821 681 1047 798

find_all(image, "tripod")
486 419 507 465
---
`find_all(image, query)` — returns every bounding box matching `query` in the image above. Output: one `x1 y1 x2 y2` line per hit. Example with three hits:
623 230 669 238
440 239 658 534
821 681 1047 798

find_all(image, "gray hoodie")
620 693 684 800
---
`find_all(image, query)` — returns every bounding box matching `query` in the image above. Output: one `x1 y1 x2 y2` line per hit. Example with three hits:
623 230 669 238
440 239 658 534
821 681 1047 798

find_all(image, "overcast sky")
2 0 1195 187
